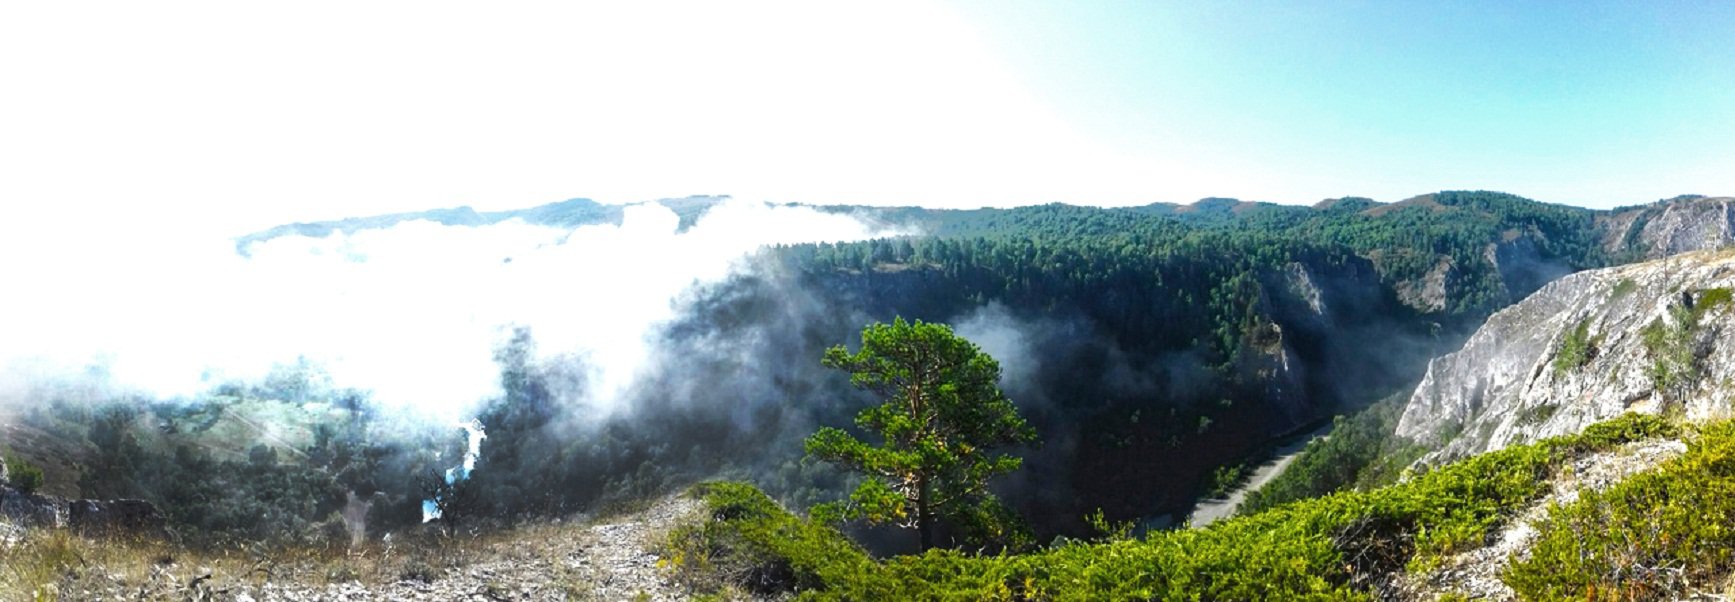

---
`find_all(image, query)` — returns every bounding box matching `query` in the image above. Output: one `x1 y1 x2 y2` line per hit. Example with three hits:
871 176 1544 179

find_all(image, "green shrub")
4 452 45 495
1609 278 1638 300
1518 403 1560 426
1205 463 1248 499
1568 413 1678 450
1640 304 1701 402
664 482 886 598
1504 419 1735 600
1553 318 1595 376
1083 508 1134 542
1695 286 1733 319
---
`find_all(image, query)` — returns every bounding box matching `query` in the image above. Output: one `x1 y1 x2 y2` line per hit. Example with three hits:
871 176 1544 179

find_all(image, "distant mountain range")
237 192 1735 265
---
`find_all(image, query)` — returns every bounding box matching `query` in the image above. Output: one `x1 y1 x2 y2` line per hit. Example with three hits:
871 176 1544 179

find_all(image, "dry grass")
1 529 261 601
0 521 594 601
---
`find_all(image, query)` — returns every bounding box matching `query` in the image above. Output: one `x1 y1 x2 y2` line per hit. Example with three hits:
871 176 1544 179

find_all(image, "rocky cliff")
1395 248 1735 464
1599 195 1735 258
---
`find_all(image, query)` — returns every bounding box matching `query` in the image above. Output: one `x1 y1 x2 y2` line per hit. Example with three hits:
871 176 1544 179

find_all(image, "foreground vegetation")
666 414 1686 600
1505 419 1735 600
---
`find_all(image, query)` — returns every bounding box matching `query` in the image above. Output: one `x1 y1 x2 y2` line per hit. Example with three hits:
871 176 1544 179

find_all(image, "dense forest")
8 191 1712 549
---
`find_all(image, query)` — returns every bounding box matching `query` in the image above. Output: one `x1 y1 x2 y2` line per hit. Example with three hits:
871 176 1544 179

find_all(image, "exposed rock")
1601 196 1735 259
1253 259 1391 420
1372 197 1735 317
1231 313 1308 422
1395 257 1455 314
1486 231 1573 307
1396 249 1735 464
0 485 67 529
1273 262 1332 329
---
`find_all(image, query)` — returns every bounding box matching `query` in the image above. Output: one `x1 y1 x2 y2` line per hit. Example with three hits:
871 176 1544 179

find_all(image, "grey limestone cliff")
1395 249 1735 464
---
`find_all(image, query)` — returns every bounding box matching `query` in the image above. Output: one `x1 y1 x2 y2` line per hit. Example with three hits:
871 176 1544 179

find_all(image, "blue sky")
2 0 1732 241
954 0 1735 208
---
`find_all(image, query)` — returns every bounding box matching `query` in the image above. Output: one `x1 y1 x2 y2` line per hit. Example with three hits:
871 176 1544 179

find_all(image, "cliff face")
1254 258 1396 420
1599 196 1735 258
1395 249 1735 464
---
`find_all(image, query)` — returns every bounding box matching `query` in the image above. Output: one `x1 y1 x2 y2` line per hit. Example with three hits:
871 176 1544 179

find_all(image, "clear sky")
3 0 1732 239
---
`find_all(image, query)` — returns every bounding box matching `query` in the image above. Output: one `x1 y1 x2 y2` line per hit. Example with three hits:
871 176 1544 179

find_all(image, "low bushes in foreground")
666 414 1679 601
1504 419 1735 600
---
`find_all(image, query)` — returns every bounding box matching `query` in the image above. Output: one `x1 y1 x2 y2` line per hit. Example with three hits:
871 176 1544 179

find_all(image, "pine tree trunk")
917 477 934 551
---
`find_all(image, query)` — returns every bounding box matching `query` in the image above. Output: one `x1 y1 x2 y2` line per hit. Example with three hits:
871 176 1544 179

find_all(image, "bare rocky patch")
4 493 705 601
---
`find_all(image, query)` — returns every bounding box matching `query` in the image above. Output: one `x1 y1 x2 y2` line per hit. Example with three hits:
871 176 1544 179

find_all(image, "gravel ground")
36 493 705 602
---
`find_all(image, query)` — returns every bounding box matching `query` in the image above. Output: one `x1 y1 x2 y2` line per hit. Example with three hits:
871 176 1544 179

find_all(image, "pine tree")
806 317 1037 550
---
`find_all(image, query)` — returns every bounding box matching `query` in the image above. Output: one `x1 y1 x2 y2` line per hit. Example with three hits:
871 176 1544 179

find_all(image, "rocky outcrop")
0 485 168 538
59 493 706 602
1485 232 1573 306
1372 196 1735 316
1394 257 1454 314
1248 259 1386 422
1395 249 1735 464
1230 316 1308 421
1600 196 1735 258
0 485 67 529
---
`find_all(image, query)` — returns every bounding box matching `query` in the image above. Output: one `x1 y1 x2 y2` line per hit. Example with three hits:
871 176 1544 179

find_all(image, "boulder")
0 485 67 529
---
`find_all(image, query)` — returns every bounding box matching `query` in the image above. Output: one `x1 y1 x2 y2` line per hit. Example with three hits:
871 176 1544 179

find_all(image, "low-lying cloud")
0 200 897 421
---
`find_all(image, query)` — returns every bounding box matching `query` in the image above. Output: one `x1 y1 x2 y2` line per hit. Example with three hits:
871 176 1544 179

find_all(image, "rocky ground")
4 494 705 601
